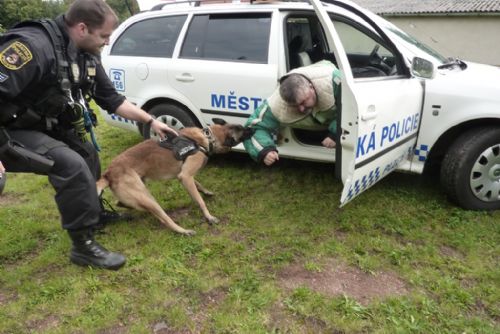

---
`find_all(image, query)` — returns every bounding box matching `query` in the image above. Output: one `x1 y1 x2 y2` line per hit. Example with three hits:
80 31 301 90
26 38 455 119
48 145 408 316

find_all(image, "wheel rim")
149 115 186 138
470 144 500 202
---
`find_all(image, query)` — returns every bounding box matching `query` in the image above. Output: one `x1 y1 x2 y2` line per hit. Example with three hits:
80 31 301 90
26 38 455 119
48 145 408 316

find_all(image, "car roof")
134 0 330 18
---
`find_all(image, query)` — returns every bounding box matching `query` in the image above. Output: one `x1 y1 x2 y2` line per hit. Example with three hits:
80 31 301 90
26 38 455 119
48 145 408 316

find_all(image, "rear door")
167 10 278 126
310 0 424 205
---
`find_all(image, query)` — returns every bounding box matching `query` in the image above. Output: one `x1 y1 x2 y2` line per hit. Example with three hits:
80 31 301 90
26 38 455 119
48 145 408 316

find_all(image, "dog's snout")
220 125 254 147
224 137 239 147
241 127 254 141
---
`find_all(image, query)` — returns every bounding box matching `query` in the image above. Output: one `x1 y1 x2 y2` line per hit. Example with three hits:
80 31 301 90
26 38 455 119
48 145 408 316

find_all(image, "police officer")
0 0 177 270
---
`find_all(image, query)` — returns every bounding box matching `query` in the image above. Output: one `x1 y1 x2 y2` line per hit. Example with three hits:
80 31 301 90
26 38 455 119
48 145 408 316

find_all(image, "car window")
331 17 401 78
180 13 271 63
285 15 331 70
111 15 187 57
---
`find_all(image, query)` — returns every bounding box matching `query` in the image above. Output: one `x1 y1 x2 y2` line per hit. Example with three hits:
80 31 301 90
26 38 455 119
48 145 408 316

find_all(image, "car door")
310 0 424 206
167 11 279 127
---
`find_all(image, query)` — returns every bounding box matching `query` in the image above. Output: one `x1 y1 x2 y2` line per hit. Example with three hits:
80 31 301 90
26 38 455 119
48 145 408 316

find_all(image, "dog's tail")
96 175 110 196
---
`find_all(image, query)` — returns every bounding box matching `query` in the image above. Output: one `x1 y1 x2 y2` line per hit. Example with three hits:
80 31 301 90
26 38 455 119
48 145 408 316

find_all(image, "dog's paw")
183 229 196 236
203 191 215 196
206 216 219 225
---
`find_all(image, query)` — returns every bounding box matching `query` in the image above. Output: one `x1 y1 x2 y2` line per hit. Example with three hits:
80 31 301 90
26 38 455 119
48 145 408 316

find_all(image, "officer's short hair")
279 73 312 104
65 0 118 31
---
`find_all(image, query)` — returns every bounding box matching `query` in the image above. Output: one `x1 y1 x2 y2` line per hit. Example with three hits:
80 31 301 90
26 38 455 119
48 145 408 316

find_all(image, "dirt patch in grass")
278 259 408 305
0 193 24 206
97 324 129 334
199 286 227 308
440 245 464 259
0 289 18 305
152 321 192 334
26 315 60 332
166 207 192 221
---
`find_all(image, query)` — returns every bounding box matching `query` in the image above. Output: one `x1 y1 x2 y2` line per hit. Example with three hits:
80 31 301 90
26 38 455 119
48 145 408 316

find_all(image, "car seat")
288 35 312 69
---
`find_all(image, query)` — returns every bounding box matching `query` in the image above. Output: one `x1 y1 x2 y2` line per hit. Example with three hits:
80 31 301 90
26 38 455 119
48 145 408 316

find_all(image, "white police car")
101 0 500 210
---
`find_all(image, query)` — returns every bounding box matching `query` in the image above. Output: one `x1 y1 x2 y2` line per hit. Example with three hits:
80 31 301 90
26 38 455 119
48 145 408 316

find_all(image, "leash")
78 90 100 152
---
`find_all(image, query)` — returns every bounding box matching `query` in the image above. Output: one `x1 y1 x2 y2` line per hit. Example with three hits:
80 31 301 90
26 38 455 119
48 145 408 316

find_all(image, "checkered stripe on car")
414 144 429 162
346 167 381 201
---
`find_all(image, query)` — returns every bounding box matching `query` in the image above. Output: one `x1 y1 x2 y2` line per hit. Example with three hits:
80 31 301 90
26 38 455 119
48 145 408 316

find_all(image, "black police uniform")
0 15 125 231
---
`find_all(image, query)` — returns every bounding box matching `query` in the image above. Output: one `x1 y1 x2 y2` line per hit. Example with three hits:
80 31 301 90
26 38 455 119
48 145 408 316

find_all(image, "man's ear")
75 22 87 37
212 118 227 125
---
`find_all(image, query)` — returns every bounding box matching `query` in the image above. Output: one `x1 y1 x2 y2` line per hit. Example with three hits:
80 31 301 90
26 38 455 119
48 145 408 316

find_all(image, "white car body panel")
100 0 500 208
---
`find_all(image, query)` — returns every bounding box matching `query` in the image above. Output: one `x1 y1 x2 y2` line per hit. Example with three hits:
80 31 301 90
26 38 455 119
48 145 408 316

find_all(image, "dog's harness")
158 127 216 161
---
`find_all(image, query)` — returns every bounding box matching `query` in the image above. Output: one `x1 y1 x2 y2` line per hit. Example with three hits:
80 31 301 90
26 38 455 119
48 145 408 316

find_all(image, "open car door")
309 0 424 206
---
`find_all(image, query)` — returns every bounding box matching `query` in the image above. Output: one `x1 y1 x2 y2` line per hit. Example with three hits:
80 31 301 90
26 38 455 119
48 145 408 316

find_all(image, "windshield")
385 26 447 64
367 14 448 64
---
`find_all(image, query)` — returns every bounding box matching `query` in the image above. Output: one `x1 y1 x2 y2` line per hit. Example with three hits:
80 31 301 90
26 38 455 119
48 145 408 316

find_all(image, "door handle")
175 73 195 82
361 105 377 121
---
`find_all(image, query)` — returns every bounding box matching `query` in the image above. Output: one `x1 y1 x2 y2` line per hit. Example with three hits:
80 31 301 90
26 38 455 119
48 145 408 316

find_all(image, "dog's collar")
202 127 215 156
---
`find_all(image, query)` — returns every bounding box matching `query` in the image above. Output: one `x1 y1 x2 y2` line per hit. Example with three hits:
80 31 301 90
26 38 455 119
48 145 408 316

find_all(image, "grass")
0 110 499 333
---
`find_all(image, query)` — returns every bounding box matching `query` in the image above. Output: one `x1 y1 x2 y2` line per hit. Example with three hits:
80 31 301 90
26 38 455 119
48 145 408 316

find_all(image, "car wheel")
142 103 197 139
441 126 500 210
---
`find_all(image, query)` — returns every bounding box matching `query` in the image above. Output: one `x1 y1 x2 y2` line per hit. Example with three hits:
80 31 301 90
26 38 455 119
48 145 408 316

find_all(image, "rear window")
111 15 187 57
180 13 271 63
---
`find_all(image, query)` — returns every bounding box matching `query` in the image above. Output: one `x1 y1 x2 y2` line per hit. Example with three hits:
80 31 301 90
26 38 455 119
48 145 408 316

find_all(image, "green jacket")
243 60 341 162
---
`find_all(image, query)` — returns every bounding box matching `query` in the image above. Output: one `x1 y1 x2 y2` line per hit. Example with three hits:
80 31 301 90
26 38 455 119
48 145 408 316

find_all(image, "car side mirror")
411 57 434 79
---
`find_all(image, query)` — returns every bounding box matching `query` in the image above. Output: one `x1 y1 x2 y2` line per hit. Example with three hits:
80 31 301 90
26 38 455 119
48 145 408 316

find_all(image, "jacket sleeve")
243 101 281 162
326 68 342 138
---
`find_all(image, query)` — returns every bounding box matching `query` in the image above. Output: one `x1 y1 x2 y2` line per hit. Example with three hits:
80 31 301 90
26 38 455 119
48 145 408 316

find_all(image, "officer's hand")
263 151 279 166
151 119 178 139
322 137 336 149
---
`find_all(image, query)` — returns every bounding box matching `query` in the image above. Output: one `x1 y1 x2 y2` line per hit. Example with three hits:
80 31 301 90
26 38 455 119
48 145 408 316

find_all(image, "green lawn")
0 114 499 333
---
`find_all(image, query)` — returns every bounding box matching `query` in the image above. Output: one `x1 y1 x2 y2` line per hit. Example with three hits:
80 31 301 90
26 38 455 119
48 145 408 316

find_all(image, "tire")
142 103 197 139
441 126 500 210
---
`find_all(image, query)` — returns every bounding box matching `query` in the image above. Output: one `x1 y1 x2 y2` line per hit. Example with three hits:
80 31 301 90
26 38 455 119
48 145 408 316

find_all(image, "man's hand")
263 151 279 166
322 137 336 148
151 119 178 139
115 100 179 139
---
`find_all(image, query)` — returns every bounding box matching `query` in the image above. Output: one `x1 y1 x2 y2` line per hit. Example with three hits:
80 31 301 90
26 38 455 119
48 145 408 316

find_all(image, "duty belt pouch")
0 128 55 174
158 136 199 161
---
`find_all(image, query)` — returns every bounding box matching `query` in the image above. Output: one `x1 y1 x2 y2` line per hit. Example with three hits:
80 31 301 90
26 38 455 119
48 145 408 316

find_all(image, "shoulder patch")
0 41 33 70
0 71 9 82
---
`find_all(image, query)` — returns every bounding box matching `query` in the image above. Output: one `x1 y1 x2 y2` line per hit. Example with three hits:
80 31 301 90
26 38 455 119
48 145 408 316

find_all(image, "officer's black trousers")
1 129 101 230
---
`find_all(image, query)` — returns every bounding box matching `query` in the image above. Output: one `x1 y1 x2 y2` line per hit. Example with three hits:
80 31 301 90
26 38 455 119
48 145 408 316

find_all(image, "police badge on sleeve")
0 41 33 70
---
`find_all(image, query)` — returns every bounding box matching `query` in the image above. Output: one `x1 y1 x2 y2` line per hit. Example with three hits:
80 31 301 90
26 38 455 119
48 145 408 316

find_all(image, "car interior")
285 13 401 146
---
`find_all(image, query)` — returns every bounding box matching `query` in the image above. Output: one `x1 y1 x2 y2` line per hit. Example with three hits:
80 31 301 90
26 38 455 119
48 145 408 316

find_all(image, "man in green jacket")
244 60 341 165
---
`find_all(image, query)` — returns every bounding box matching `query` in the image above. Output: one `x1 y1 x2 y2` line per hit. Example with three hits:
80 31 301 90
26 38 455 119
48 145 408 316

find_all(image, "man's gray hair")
65 0 118 31
279 73 312 104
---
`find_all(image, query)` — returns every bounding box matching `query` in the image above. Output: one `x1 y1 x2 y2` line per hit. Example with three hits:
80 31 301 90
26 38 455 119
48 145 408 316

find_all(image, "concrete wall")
383 15 500 66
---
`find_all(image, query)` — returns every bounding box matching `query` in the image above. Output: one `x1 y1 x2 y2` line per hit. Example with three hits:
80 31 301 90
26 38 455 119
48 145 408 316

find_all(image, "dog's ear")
212 118 227 125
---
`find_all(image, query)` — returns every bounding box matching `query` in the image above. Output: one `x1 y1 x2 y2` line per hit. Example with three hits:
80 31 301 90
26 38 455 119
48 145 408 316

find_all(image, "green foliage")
0 0 67 29
0 0 139 29
0 109 499 333
106 0 140 22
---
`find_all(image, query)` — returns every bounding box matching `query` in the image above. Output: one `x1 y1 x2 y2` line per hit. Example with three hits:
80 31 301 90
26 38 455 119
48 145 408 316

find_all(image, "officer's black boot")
95 196 132 230
68 228 126 270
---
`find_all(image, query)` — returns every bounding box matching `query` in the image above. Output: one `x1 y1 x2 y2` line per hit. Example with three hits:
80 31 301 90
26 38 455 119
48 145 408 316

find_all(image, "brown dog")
96 120 251 235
